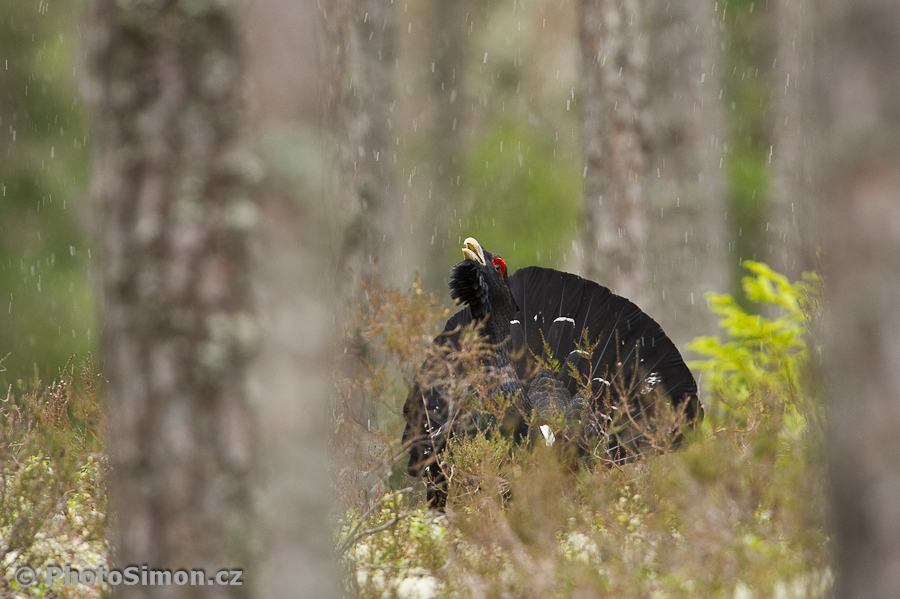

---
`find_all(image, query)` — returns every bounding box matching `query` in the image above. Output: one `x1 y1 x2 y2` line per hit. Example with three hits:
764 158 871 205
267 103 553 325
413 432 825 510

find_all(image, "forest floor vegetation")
1 262 829 599
1 356 107 599
335 263 830 599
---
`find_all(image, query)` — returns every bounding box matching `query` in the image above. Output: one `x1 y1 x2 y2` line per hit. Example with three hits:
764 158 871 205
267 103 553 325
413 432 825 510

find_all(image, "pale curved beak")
462 237 486 266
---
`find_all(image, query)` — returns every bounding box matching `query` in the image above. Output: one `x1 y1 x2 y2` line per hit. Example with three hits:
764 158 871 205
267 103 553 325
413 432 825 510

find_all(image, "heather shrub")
336 262 829 599
1 356 108 599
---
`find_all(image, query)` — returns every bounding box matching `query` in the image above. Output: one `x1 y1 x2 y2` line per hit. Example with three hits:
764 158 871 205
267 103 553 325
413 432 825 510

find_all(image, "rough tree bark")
580 0 724 348
87 1 255 596
579 0 651 306
815 0 900 597
645 0 727 348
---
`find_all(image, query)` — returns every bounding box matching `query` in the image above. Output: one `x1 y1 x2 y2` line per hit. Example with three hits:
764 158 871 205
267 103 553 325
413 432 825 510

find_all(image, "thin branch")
339 515 406 556
339 486 414 556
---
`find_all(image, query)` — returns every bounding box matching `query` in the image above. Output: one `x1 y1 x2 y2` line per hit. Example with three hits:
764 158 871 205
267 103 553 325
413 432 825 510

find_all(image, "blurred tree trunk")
815 0 900 597
337 0 399 285
579 0 650 305
770 0 814 278
320 0 400 504
645 0 727 348
87 1 255 596
421 0 472 288
242 0 342 597
580 0 725 347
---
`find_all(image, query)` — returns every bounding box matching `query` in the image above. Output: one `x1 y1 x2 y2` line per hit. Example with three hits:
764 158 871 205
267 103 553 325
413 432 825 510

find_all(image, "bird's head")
449 237 517 324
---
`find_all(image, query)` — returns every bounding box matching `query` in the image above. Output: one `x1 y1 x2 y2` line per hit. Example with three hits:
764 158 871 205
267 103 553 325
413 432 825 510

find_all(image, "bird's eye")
492 257 507 278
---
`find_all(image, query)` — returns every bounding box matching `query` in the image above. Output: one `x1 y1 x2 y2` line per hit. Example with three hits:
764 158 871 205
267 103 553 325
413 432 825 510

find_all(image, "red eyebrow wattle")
492 257 506 277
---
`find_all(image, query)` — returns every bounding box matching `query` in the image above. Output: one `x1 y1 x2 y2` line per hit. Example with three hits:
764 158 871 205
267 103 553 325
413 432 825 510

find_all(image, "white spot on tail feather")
640 372 662 395
539 425 556 447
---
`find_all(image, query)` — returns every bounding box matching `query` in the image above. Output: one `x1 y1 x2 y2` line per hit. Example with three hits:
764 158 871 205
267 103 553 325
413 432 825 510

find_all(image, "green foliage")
688 260 822 433
338 262 830 599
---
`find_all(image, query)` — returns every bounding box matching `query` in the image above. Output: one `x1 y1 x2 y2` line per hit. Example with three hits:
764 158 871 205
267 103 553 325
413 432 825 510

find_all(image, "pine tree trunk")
242 0 342 596
343 0 399 284
420 0 473 288
645 0 727 348
87 1 255 595
816 0 900 597
580 0 724 348
579 0 650 305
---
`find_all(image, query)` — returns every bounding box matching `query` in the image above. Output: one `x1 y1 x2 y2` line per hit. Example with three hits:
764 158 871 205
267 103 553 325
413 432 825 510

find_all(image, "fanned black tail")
508 266 700 419
507 266 701 460
402 266 701 506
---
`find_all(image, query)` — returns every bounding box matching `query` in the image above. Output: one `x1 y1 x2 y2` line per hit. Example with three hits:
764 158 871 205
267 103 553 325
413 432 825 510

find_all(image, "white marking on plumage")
539 425 556 447
553 316 575 324
640 372 662 395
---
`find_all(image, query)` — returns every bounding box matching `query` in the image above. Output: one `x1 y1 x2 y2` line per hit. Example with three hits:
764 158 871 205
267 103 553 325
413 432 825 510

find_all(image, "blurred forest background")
1 0 809 384
1 1 94 382
14 0 900 597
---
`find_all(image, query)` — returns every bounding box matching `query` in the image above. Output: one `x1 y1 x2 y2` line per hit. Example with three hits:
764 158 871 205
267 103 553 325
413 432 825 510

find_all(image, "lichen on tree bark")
87 1 256 594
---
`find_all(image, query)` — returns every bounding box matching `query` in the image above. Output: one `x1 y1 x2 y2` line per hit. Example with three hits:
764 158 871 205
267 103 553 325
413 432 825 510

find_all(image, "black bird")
402 238 701 507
